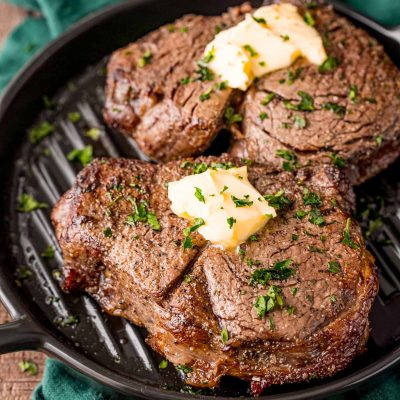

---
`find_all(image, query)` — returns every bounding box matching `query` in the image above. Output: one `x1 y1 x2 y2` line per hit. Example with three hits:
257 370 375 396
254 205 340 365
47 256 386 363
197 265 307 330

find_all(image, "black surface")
0 1 399 399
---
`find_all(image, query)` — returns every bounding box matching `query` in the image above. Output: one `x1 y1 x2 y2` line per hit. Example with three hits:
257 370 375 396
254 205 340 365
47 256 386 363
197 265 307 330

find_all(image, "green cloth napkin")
0 0 120 91
0 0 400 399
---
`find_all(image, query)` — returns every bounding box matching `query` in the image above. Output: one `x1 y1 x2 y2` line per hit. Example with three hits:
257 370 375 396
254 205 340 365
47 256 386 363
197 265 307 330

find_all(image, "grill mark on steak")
52 155 377 391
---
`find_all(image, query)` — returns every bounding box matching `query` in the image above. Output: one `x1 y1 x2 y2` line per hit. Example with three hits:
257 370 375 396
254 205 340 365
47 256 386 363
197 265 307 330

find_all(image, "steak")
104 1 400 184
230 2 400 185
52 155 377 392
103 4 250 161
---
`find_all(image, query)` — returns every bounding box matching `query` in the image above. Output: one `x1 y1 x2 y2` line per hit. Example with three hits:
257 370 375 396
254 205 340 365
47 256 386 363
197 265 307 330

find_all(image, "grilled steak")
105 1 400 184
52 156 377 392
103 4 250 161
230 2 400 184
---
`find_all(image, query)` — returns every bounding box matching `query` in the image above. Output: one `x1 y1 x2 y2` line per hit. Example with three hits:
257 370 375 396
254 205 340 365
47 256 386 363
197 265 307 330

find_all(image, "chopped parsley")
290 287 298 296
147 213 161 231
194 59 214 82
302 188 322 207
56 315 79 327
250 259 295 286
329 294 337 303
159 360 168 369
308 208 325 226
67 145 93 167
103 227 112 237
125 197 161 231
193 162 208 174
323 102 345 117
17 194 48 213
284 91 314 111
224 106 243 125
243 44 258 57
227 217 236 229
293 115 306 129
281 34 290 41
137 50 152 67
183 236 193 250
259 112 268 120
176 365 193 374
295 210 307 219
330 153 346 168
211 161 233 170
291 233 298 241
287 306 295 315
14 266 32 287
167 24 175 32
215 24 222 34
199 87 212 102
264 189 293 211
231 195 253 207
203 47 215 63
252 16 267 24
342 218 360 250
348 85 358 103
318 56 339 73
220 185 228 194
268 317 275 330
287 68 303 85
254 285 284 319
221 328 229 344
182 218 205 250
194 187 206 203
216 80 228 90
249 234 259 242
375 135 384 146
276 149 298 172
43 96 55 109
180 76 191 85
19 360 38 376
85 128 101 141
327 261 342 274
261 92 275 105
68 111 81 123
41 245 55 259
29 121 54 144
303 11 315 26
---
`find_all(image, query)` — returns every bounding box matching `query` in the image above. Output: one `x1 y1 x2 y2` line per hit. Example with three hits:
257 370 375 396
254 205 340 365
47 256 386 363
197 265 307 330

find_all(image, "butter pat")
168 166 276 249
204 4 327 90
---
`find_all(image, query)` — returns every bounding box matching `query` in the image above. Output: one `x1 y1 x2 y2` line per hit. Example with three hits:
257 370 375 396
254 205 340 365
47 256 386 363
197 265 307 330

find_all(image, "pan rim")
0 0 399 399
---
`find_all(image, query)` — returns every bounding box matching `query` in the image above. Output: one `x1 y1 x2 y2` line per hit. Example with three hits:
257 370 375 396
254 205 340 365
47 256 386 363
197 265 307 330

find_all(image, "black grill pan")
0 1 400 399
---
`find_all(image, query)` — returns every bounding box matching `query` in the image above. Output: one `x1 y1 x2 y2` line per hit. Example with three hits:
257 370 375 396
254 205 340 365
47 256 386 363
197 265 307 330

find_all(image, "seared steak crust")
230 2 400 184
52 156 377 390
105 1 400 184
103 4 250 162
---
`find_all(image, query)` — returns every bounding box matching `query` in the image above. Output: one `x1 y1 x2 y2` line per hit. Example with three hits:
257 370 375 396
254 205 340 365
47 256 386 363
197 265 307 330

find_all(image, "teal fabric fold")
33 359 133 400
0 0 399 399
0 0 120 91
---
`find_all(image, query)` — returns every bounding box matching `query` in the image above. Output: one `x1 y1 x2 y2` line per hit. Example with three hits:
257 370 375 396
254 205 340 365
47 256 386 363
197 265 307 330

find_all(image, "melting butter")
204 4 327 90
168 166 276 249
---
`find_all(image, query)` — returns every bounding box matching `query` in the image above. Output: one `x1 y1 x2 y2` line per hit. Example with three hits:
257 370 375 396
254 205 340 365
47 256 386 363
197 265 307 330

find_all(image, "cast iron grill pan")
0 1 400 399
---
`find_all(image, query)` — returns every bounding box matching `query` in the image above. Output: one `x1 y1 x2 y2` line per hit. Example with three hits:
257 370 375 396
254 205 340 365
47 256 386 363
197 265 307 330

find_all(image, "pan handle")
0 316 44 354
